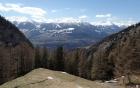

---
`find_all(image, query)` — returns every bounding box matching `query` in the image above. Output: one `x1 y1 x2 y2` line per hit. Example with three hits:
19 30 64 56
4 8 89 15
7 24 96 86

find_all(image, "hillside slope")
0 68 124 88
90 23 140 79
0 16 34 84
64 23 140 81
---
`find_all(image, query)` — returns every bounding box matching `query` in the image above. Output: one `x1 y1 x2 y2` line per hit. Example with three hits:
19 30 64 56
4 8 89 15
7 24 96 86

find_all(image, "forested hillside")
0 16 34 84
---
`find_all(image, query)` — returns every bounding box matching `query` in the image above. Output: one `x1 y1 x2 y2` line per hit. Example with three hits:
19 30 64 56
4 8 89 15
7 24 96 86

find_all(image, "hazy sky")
0 0 140 25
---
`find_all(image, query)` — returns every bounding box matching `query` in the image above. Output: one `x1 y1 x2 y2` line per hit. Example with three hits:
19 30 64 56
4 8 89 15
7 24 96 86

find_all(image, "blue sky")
0 0 140 25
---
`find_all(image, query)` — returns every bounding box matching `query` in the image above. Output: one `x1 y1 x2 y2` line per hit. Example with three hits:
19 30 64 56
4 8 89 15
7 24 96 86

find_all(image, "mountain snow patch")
47 28 75 34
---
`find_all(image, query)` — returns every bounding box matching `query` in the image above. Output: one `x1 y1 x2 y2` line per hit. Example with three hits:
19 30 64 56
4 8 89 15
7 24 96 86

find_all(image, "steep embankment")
0 16 34 84
0 68 124 88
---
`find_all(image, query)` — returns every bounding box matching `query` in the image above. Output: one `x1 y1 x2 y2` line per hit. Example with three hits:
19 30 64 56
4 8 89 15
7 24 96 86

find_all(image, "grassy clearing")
0 68 124 88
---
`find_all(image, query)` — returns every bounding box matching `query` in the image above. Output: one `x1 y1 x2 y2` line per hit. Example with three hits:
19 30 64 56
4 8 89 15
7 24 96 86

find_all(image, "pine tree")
42 46 48 68
47 50 55 70
72 49 79 75
55 46 64 71
35 46 41 68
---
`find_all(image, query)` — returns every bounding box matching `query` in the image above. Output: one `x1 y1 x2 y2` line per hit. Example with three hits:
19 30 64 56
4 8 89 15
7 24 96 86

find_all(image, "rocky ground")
0 68 124 88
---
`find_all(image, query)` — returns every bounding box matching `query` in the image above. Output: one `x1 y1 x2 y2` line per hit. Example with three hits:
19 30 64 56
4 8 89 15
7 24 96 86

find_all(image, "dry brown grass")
0 68 124 88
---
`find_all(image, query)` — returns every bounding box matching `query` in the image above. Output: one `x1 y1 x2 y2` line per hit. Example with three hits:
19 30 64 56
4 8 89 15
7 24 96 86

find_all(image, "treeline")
34 23 140 82
34 46 112 80
34 46 64 71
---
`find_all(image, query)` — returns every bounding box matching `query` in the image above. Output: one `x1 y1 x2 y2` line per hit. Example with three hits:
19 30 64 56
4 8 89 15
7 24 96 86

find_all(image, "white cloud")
46 15 89 23
91 21 114 26
79 15 88 19
46 17 81 23
96 14 112 18
6 16 29 22
91 20 136 26
91 15 137 26
0 3 47 22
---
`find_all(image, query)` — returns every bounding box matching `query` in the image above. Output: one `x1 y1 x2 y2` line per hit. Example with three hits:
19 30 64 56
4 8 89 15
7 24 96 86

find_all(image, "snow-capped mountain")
13 21 126 48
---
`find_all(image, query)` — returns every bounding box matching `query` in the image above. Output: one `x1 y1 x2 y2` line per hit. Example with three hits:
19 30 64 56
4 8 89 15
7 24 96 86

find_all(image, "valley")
13 21 125 48
0 0 140 87
0 15 139 88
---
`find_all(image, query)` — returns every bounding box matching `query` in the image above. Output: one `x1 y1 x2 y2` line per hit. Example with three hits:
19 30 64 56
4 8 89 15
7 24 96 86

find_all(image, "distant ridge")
13 21 126 48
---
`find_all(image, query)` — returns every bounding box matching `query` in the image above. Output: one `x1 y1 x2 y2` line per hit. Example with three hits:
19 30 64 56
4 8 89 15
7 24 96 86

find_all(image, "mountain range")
13 21 126 48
